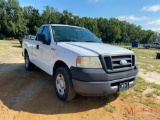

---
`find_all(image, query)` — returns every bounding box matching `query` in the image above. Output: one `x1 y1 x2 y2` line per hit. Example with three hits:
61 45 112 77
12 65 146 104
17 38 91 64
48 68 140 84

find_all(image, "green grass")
145 92 154 97
104 104 117 113
153 90 160 96
133 77 160 95
133 77 148 93
0 40 20 54
133 48 160 73
144 99 159 107
147 82 160 90
0 40 21 63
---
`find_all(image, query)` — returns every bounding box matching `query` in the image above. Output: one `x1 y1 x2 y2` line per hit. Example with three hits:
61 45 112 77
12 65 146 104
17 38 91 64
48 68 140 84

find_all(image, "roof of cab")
41 24 85 29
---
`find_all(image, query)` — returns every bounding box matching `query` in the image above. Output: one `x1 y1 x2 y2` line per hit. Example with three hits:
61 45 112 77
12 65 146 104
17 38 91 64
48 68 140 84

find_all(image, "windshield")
52 26 101 42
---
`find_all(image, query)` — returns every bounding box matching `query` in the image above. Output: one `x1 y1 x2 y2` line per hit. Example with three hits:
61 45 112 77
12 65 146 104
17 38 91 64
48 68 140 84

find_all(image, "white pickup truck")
22 24 138 101
143 42 160 49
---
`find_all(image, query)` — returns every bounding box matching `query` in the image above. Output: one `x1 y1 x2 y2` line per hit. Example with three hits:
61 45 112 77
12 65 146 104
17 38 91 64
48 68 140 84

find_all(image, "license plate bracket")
119 82 129 92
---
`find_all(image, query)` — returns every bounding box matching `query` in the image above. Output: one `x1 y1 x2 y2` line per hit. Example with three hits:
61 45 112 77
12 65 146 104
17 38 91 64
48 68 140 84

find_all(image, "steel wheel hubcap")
56 74 66 95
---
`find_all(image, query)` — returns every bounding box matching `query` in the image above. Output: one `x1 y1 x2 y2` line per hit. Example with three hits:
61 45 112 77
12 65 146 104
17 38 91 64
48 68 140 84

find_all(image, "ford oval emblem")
120 60 128 65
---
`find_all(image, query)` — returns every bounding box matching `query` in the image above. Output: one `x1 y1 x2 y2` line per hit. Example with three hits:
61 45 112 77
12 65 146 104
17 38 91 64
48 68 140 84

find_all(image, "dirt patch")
139 69 160 85
142 88 155 95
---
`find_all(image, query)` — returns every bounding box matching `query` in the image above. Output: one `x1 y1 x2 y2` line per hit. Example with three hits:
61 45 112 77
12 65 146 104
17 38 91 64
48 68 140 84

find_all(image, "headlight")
76 57 102 68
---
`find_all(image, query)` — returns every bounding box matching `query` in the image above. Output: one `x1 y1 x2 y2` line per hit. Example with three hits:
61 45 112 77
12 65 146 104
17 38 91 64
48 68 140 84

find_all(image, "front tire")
25 53 34 71
54 67 76 101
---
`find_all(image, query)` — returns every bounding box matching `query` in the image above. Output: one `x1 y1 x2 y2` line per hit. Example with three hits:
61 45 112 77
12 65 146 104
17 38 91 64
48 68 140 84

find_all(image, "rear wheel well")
53 61 69 75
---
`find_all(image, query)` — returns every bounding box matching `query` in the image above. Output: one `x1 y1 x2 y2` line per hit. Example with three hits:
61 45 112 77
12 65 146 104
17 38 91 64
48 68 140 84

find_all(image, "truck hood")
57 42 134 56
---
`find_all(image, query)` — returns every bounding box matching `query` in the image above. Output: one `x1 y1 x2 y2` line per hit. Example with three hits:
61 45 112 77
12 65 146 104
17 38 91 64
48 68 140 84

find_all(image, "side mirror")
37 34 46 44
99 38 102 42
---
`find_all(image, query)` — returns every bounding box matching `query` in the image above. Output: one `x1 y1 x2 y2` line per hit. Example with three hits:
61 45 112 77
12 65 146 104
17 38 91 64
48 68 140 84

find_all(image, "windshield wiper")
82 40 97 42
56 39 77 42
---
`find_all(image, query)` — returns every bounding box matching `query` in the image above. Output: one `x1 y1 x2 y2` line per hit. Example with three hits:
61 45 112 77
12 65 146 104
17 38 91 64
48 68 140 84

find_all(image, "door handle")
36 45 39 49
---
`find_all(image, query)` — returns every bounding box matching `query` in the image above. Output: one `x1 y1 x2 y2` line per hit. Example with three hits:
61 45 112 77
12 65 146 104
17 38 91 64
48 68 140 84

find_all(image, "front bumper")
70 66 138 96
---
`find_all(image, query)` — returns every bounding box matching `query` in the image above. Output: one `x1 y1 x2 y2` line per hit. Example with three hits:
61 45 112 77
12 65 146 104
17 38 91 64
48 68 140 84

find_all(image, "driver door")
38 26 53 73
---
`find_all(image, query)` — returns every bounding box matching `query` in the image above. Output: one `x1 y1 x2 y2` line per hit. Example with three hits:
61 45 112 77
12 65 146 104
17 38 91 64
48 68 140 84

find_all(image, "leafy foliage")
0 0 160 43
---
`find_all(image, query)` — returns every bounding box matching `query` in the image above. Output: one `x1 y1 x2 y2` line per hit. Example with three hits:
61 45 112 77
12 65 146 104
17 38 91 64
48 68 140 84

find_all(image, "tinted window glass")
38 27 44 34
36 26 44 40
42 27 51 44
52 26 100 42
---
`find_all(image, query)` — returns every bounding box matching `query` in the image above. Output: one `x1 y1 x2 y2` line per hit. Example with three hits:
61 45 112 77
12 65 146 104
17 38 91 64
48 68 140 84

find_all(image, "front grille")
103 55 135 73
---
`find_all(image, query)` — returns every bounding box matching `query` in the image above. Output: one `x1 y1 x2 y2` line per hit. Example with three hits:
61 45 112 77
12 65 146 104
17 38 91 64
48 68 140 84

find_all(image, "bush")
0 34 5 40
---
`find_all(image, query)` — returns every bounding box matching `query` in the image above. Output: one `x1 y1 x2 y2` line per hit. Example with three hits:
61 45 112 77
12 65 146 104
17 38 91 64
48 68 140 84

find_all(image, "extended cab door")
32 26 45 67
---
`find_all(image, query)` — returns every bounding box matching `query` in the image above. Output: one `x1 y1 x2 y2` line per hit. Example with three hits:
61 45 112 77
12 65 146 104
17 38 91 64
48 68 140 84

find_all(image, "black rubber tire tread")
54 67 76 101
25 53 34 71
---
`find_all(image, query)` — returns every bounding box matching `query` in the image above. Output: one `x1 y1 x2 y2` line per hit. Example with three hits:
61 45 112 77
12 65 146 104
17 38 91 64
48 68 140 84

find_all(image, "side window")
42 26 51 45
38 27 44 34
35 26 44 40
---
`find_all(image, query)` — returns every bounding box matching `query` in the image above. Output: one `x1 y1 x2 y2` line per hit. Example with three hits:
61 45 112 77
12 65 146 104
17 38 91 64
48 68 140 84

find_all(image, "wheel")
25 53 34 71
146 46 149 49
54 67 76 101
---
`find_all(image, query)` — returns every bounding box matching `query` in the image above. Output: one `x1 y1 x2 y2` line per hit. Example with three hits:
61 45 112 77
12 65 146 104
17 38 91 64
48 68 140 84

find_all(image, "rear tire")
25 53 34 71
54 67 76 101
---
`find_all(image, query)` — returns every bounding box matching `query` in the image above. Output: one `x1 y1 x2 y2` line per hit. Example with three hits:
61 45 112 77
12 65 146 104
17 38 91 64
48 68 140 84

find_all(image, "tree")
60 10 74 25
0 0 28 37
23 6 42 35
105 18 121 43
42 6 62 24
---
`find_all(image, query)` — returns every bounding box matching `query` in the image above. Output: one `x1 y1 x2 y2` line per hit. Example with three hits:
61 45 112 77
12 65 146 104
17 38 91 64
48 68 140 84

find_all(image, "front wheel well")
53 61 70 75
24 49 28 58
